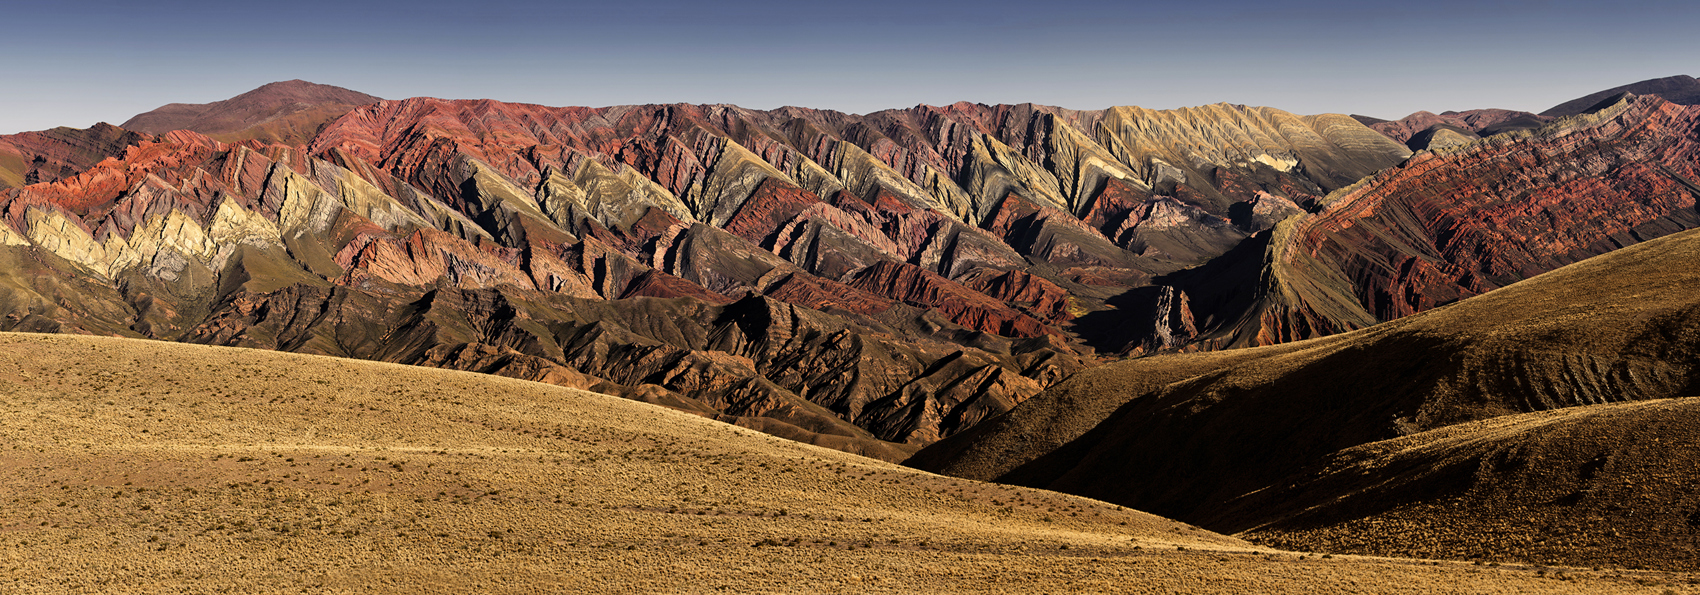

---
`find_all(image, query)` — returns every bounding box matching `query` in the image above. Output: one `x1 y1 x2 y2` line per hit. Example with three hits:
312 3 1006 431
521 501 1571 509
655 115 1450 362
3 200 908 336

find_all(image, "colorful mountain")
0 82 1419 459
7 76 1700 575
1107 94 1700 355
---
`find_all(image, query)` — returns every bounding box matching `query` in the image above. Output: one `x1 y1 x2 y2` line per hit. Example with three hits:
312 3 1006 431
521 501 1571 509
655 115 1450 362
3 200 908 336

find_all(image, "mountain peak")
228 79 382 105
119 80 382 144
1540 74 1700 117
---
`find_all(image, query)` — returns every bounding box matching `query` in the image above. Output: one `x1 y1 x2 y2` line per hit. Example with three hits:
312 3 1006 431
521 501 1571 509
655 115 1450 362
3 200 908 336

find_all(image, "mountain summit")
120 80 381 144
1540 74 1700 117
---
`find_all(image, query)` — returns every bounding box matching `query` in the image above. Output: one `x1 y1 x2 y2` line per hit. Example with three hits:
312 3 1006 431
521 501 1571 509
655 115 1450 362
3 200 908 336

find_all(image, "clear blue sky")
2 0 1696 134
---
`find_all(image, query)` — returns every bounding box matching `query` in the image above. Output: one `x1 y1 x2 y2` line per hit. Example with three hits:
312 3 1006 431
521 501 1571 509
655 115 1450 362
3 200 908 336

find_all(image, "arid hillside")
911 220 1700 571
1231 397 1700 571
0 332 1683 593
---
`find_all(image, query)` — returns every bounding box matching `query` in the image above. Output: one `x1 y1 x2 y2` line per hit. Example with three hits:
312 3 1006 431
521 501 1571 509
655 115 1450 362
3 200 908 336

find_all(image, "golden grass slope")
0 334 1682 593
1231 396 1700 571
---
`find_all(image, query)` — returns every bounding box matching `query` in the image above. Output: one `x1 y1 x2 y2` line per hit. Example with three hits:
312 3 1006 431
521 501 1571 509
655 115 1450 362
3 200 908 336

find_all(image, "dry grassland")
0 333 1688 593
1241 396 1700 573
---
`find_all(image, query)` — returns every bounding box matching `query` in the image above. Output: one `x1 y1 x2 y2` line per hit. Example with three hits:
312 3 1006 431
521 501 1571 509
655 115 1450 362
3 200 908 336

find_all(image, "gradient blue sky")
2 0 1696 134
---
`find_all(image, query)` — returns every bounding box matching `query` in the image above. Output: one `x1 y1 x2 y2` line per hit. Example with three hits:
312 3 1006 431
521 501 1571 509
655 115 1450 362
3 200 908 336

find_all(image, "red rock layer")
620 270 734 304
1263 96 1700 344
958 269 1074 325
761 272 895 317
848 261 1054 338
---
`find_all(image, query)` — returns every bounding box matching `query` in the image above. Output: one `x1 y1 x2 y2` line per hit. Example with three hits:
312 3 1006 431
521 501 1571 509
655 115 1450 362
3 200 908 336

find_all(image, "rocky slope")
121 80 382 145
908 223 1700 570
1141 94 1700 352
0 82 1416 458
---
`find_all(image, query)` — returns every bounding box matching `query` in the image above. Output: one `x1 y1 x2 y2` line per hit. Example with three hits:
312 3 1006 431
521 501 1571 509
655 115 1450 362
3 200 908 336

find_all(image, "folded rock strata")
0 87 1416 457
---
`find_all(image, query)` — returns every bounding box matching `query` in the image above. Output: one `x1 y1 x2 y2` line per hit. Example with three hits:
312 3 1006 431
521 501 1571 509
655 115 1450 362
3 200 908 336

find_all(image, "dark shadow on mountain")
1068 231 1272 354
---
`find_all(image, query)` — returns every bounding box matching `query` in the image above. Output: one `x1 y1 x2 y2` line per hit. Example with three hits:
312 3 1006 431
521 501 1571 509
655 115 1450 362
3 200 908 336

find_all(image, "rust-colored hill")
909 223 1700 570
120 80 382 145
0 123 147 190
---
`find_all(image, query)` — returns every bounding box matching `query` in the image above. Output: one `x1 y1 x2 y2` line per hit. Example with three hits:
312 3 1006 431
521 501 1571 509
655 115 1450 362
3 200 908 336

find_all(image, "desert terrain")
2 332 1692 593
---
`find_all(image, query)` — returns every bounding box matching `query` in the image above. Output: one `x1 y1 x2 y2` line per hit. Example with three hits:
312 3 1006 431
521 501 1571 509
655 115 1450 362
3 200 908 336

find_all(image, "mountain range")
0 79 1422 459
2 75 1699 580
